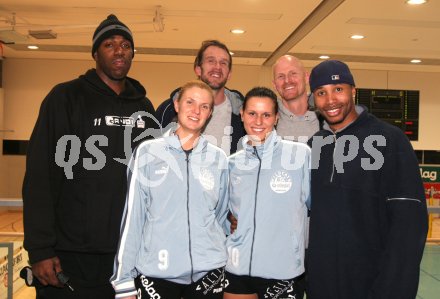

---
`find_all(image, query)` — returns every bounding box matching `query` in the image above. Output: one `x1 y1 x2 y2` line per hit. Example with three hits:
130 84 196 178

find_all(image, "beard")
201 76 227 91
199 68 228 91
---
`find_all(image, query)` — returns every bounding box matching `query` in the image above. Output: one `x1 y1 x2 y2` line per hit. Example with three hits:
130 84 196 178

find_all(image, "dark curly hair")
243 87 278 113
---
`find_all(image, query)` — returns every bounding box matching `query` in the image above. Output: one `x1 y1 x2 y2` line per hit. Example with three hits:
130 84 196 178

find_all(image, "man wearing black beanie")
23 14 157 298
92 14 134 58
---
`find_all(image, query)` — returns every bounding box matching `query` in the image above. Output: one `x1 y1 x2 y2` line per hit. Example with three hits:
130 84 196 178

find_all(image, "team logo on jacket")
231 175 241 186
199 168 215 191
155 165 169 175
270 171 292 193
105 116 135 127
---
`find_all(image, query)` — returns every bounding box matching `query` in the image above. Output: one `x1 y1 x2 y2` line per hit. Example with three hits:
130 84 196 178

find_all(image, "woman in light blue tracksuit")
111 81 229 299
224 87 311 299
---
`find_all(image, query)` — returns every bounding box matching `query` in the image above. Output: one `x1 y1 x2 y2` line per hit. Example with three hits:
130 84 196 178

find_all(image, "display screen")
356 88 419 141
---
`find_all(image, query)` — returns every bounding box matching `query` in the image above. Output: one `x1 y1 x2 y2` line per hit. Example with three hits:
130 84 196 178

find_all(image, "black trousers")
35 251 115 299
134 268 225 299
224 272 305 299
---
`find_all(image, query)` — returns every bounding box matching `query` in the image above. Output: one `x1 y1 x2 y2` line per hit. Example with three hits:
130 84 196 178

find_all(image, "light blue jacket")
226 130 311 280
111 133 229 298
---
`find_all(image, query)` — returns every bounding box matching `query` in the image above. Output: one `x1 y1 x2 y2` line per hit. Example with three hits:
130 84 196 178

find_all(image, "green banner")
420 165 440 183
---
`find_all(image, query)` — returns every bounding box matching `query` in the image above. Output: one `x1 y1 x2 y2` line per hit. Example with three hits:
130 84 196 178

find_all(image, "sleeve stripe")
114 280 136 291
387 197 422 203
113 148 142 282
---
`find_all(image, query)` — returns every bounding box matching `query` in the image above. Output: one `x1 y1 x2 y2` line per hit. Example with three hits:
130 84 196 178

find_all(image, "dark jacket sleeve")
143 96 161 139
155 88 180 128
230 112 245 154
228 89 246 154
22 85 71 264
369 132 428 299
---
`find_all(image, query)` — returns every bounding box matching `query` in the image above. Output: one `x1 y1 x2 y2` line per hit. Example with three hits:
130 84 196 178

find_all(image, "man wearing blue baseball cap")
306 60 428 299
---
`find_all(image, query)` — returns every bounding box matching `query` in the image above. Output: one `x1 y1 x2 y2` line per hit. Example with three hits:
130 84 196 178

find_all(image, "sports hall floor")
1 209 439 299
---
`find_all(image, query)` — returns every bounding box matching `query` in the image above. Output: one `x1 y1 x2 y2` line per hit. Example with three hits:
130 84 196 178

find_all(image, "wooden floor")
0 209 24 242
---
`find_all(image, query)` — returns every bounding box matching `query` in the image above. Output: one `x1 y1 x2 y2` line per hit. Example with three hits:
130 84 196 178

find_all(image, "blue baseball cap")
309 60 355 92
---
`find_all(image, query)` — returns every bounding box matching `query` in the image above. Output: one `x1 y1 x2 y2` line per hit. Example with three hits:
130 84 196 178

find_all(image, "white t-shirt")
203 96 233 155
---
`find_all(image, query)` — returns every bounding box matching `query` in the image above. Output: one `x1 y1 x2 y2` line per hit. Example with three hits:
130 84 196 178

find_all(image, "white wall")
3 58 265 140
0 88 7 196
1 58 440 197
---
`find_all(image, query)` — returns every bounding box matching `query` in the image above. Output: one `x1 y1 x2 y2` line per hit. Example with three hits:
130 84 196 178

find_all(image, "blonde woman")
111 81 229 299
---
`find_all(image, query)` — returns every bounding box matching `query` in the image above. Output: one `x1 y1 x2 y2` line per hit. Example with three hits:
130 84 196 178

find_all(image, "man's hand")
31 256 63 287
228 212 237 234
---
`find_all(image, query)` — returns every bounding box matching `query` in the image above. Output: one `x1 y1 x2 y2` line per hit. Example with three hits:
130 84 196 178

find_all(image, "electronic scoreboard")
355 88 419 140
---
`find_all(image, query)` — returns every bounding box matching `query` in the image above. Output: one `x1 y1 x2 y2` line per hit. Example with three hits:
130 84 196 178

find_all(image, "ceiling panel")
0 0 439 71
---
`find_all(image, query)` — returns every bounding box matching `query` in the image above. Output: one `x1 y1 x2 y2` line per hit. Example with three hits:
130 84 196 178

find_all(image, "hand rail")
0 199 23 207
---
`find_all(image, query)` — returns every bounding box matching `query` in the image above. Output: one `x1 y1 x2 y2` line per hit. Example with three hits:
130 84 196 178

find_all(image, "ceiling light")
350 35 365 40
410 59 422 63
229 51 235 56
406 0 428 5
230 29 245 34
319 55 330 59
27 45 39 50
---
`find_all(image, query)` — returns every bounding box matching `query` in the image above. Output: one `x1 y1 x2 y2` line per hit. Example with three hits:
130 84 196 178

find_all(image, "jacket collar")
163 127 208 154
322 105 367 134
242 129 280 157
83 68 146 100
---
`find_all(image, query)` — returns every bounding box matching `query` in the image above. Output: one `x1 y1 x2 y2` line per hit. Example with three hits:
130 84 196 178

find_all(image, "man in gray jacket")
272 55 321 142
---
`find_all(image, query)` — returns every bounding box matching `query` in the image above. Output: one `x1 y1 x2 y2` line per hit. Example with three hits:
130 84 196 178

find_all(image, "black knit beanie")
92 14 134 57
